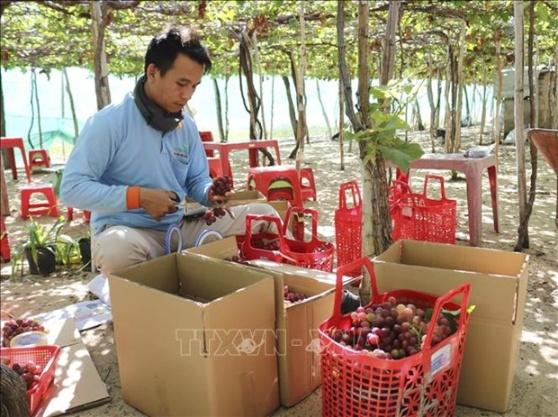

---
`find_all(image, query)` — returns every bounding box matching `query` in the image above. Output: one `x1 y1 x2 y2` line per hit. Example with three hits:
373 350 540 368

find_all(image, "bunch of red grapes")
203 176 233 225
284 285 307 303
2 318 45 347
1 357 43 390
325 296 455 360
251 238 280 251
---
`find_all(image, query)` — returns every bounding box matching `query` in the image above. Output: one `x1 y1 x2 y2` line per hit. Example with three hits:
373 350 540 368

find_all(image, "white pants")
92 203 280 273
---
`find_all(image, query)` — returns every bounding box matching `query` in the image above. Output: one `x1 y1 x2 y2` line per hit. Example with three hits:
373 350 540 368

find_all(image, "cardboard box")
373 240 529 413
228 190 267 206
108 253 279 417
187 237 336 407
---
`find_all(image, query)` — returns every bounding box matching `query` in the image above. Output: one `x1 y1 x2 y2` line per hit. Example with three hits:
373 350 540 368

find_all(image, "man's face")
146 53 204 113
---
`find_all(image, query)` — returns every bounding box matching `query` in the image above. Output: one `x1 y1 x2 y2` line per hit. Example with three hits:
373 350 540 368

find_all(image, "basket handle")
244 214 284 255
331 257 379 322
422 283 471 376
339 181 361 210
423 175 447 200
284 206 319 243
389 180 421 214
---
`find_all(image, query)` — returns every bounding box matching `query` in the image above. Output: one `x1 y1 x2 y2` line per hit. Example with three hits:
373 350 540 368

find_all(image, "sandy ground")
1 126 557 417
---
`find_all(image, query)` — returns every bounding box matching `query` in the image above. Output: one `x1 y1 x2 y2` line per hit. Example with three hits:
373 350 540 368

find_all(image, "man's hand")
208 188 232 207
139 188 178 221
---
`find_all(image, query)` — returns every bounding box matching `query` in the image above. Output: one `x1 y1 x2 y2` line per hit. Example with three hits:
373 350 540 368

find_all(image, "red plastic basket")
0 345 61 416
240 214 284 262
319 258 470 417
334 181 362 277
281 207 335 272
390 175 457 244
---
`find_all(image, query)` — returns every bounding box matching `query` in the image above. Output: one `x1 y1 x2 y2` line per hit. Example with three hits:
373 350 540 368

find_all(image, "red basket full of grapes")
281 207 335 272
334 181 362 281
239 214 285 262
1 345 61 416
319 257 471 417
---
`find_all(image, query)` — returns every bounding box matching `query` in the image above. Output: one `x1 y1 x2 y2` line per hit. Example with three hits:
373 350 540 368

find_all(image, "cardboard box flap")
373 259 518 322
177 253 273 303
186 236 239 260
374 241 529 323
399 240 528 277
112 253 179 295
248 259 357 286
35 342 110 417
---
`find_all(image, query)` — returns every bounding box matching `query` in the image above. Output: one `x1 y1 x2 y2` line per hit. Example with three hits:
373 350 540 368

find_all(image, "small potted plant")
78 231 91 271
11 217 78 276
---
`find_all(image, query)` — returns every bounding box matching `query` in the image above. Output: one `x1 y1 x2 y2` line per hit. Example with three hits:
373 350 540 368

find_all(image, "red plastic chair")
199 131 214 157
247 166 303 207
29 149 51 171
0 216 11 262
67 208 91 223
20 184 59 219
207 157 223 178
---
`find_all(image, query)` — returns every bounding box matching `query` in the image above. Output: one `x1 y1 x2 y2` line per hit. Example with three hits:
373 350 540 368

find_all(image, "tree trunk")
63 68 79 143
516 0 538 251
463 84 471 127
27 70 36 150
316 79 332 139
282 75 298 140
294 1 307 170
32 69 43 148
269 75 274 139
224 75 230 142
336 0 361 132
513 0 527 250
338 78 345 171
414 98 424 131
493 29 503 150
284 48 308 160
479 71 488 145
91 0 111 110
253 33 267 139
238 30 261 140
359 0 399 305
426 54 437 152
435 69 442 131
445 23 466 154
213 78 225 142
0 69 5 137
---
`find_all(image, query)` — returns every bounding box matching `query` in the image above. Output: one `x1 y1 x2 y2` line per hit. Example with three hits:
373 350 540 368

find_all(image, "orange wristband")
126 186 141 210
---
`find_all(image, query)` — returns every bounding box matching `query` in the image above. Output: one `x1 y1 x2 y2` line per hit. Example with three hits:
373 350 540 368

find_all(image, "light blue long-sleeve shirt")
60 93 213 235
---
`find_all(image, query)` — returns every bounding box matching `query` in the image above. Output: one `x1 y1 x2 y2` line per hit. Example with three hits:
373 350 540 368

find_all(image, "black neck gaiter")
133 75 183 133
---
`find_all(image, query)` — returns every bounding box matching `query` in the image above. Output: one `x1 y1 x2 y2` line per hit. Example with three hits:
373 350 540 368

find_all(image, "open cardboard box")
373 240 529 413
187 237 344 407
108 252 279 417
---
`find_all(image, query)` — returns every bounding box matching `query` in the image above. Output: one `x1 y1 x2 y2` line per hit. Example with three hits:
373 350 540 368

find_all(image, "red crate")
281 207 334 272
319 258 470 417
390 175 456 244
0 345 61 416
334 181 362 278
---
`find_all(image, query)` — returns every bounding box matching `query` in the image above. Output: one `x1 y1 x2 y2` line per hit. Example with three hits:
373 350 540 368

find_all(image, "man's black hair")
144 27 212 76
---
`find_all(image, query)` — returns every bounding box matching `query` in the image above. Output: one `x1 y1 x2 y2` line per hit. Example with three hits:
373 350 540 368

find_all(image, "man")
60 27 278 273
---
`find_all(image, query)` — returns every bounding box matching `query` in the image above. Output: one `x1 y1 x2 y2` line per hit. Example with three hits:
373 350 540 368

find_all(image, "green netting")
29 129 75 148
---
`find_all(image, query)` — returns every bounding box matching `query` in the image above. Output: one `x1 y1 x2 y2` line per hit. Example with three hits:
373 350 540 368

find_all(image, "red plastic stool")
199 131 214 157
0 216 11 262
299 167 317 201
20 184 59 219
207 157 223 178
67 208 91 223
247 166 305 207
28 149 51 171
